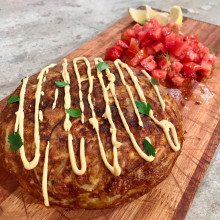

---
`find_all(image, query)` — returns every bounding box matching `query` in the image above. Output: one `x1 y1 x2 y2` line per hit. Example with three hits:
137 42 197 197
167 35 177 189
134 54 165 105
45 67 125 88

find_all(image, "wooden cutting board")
0 9 220 220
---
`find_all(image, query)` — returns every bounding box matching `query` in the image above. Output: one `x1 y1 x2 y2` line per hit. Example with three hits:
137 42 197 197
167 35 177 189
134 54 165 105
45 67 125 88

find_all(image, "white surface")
0 0 219 219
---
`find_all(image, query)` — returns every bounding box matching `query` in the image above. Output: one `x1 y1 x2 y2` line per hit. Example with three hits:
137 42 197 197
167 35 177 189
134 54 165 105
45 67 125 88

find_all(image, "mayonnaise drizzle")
14 76 29 133
95 58 121 149
68 134 86 175
141 70 165 111
13 57 181 208
42 141 50 206
114 59 143 127
15 63 56 170
61 58 86 175
102 60 155 162
39 110 43 122
73 58 85 124
115 60 146 102
93 58 121 176
62 59 72 131
149 110 180 151
52 88 58 110
113 60 179 151
71 57 121 176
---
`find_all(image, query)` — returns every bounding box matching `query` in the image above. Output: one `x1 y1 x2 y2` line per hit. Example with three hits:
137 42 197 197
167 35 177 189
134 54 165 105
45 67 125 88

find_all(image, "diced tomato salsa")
105 19 216 86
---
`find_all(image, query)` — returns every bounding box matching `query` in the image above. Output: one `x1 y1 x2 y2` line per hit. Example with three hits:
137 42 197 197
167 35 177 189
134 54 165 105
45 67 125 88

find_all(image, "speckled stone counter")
0 0 219 219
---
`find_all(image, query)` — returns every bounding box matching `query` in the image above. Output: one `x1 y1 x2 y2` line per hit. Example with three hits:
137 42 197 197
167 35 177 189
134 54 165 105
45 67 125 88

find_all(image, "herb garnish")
144 139 156 157
139 19 149 26
66 108 81 117
96 62 109 72
209 47 215 55
8 132 23 150
135 101 151 116
121 36 130 41
171 26 179 33
7 95 20 104
55 80 69 87
211 64 215 72
156 52 171 71
151 77 159 85
134 42 141 53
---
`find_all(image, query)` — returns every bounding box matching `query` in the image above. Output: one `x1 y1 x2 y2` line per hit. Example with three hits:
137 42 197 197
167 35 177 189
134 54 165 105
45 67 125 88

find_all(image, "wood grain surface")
0 12 220 220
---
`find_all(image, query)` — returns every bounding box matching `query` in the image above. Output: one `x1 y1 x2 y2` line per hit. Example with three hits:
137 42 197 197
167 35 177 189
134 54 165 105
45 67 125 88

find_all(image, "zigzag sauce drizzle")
73 57 121 176
15 64 56 170
42 141 50 206
14 58 181 206
62 58 86 175
94 58 122 176
99 58 155 162
113 60 180 151
52 88 58 110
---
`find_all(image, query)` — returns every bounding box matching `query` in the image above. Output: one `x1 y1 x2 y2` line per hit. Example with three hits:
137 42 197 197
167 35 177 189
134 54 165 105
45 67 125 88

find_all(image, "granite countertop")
0 0 219 219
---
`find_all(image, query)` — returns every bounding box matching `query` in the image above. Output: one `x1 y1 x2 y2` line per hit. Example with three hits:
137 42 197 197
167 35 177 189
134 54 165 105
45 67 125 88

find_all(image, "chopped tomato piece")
182 62 201 78
162 27 171 37
199 61 213 76
151 69 167 81
184 50 199 62
143 19 162 41
170 40 190 59
121 33 131 45
115 45 124 53
149 26 162 41
152 42 166 53
208 53 216 63
126 55 140 67
137 47 148 59
138 31 148 44
171 61 182 73
116 39 129 49
136 66 145 71
125 38 140 58
140 38 153 49
171 61 183 73
199 47 211 61
105 47 122 61
120 52 129 63
143 22 152 32
127 47 148 67
163 32 176 49
124 28 136 38
157 57 168 70
171 75 184 86
141 56 157 72
150 18 160 28
132 24 143 33
145 45 155 56
167 70 176 78
167 22 181 31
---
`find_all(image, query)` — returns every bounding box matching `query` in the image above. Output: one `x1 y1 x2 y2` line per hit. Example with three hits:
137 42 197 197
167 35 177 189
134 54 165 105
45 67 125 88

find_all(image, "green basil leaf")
144 139 156 157
66 108 81 118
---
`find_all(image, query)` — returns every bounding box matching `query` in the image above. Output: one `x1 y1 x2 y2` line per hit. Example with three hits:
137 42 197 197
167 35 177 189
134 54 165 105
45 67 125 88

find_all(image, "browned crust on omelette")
0 60 183 209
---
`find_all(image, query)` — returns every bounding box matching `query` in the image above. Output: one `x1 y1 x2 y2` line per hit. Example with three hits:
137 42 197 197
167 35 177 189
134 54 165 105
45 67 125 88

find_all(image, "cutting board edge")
172 120 220 219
